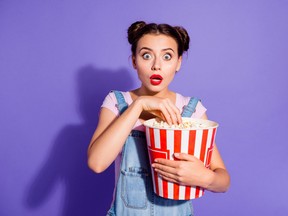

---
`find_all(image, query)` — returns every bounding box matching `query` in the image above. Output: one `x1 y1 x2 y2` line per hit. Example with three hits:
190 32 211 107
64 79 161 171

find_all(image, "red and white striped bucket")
144 118 218 200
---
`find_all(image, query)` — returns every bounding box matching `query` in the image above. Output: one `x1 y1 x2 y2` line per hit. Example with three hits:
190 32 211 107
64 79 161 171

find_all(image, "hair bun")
127 21 146 44
174 26 190 52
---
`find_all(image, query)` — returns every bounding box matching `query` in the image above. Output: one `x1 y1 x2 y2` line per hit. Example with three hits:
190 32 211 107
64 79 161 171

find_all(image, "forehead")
136 34 178 51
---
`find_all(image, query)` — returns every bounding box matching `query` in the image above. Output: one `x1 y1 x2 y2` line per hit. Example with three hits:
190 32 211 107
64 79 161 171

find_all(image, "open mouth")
150 74 163 85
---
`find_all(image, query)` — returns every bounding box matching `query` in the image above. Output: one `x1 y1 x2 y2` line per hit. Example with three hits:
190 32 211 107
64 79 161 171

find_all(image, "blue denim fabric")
107 91 199 216
181 97 200 117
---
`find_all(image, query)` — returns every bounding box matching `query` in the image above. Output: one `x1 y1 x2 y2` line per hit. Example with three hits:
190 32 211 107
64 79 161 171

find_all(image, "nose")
151 57 161 71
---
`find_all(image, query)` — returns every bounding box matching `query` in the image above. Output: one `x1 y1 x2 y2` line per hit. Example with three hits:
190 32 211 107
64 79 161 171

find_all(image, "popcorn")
151 118 209 129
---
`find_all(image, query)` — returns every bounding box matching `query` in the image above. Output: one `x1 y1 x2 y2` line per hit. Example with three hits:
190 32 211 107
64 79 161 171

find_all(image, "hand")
137 96 182 125
151 153 214 188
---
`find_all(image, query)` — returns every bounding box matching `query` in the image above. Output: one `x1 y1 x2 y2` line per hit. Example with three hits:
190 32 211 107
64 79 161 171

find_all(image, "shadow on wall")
24 65 135 216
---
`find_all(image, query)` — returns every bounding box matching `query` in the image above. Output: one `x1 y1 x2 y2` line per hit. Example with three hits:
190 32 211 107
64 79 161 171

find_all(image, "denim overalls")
107 91 199 216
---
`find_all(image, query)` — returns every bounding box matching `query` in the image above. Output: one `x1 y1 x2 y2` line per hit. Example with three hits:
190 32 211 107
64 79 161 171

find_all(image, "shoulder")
176 93 190 106
176 93 207 119
192 100 207 119
101 91 118 115
103 90 131 102
101 91 131 116
110 91 132 104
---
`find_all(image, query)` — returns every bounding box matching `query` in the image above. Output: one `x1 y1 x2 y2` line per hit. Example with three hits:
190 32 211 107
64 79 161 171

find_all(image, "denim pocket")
120 167 149 209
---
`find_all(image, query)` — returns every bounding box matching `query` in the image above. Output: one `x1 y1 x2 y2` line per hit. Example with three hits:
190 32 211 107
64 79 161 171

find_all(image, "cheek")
166 65 177 79
165 61 179 73
136 65 148 79
167 72 176 82
136 61 151 73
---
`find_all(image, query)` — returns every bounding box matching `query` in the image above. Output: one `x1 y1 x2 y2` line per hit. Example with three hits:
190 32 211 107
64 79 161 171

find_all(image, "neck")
134 87 172 97
130 87 176 104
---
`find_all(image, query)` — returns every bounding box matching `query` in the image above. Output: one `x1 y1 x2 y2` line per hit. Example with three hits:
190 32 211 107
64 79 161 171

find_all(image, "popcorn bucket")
143 117 218 200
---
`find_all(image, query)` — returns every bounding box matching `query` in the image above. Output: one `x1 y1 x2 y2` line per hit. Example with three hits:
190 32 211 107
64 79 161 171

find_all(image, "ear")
176 56 182 72
132 55 137 69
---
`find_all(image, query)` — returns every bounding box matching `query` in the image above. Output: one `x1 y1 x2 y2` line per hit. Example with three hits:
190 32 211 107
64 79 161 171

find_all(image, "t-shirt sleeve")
178 94 207 119
192 100 207 119
101 91 119 116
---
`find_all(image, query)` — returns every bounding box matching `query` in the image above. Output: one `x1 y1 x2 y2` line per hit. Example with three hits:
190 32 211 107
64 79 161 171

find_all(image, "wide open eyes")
163 53 172 60
142 53 152 60
142 53 172 61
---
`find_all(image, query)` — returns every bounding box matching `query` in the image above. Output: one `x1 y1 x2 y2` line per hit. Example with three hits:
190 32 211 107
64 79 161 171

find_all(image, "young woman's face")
132 34 182 93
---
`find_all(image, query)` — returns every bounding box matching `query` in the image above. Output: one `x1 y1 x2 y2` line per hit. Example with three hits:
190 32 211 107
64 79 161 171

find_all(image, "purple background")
1 1 287 215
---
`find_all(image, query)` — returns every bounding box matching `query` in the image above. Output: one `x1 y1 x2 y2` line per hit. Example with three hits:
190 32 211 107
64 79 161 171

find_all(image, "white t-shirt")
101 91 207 131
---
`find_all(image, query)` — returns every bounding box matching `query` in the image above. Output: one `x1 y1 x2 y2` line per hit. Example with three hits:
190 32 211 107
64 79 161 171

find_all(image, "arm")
151 113 230 192
87 99 143 173
87 95 182 173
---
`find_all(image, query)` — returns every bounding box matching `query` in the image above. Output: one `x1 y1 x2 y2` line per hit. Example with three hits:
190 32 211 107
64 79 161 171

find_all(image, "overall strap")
181 97 200 117
113 90 128 115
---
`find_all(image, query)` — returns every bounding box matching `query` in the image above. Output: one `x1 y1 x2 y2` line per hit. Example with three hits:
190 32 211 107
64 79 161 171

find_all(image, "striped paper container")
144 118 218 200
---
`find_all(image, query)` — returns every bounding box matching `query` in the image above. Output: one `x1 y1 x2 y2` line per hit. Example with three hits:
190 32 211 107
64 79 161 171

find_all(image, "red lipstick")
150 74 163 85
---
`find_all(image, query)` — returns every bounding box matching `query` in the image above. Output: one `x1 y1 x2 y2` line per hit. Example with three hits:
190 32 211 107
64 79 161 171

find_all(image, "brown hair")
127 21 190 57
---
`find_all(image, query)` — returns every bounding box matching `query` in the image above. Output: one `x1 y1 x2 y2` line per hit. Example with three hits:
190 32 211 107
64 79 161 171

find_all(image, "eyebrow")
138 47 175 53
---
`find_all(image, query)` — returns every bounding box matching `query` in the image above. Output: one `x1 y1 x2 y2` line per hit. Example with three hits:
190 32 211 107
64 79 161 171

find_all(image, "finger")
154 168 178 181
154 158 179 168
165 105 178 125
165 101 181 125
155 168 188 185
149 111 165 121
158 104 173 125
160 175 178 184
157 99 177 125
152 162 179 176
167 102 182 124
173 153 196 161
160 175 188 186
156 99 181 125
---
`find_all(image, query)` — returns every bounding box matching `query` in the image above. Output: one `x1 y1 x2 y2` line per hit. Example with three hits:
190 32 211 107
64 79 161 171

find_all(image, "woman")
88 21 230 215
